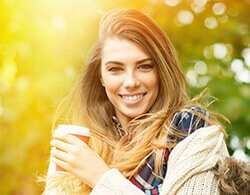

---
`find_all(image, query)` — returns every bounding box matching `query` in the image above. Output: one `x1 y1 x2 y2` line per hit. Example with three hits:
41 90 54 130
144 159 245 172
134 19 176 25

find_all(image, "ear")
100 76 105 87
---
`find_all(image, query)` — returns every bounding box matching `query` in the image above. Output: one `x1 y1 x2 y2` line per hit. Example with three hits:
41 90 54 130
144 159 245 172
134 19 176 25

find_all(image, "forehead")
101 38 149 63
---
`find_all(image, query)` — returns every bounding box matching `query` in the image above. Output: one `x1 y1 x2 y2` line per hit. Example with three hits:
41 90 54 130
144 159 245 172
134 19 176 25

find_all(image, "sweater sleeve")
161 125 228 195
90 169 145 195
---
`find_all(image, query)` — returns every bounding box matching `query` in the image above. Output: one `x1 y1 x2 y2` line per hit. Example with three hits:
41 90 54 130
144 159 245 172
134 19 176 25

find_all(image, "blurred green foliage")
0 0 249 194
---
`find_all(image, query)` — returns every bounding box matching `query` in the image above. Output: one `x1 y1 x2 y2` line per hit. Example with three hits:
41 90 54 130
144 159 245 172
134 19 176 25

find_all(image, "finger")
53 132 83 145
51 156 70 172
50 147 70 163
50 138 73 153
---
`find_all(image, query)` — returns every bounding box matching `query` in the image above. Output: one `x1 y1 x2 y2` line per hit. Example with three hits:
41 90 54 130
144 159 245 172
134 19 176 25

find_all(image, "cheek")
103 81 121 106
101 75 120 94
145 72 159 91
151 76 159 88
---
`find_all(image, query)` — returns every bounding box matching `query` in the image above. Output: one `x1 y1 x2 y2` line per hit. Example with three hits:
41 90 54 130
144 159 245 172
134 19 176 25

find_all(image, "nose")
123 72 140 89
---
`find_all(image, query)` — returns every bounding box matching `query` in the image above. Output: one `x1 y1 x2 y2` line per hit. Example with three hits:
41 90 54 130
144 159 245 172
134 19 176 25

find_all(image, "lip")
119 92 146 96
119 93 146 105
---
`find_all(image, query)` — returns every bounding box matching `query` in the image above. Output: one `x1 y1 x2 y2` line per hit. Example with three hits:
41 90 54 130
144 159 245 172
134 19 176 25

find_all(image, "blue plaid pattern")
113 106 210 195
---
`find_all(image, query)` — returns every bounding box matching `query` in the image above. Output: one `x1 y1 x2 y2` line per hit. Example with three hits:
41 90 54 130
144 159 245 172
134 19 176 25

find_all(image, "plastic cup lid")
55 124 90 137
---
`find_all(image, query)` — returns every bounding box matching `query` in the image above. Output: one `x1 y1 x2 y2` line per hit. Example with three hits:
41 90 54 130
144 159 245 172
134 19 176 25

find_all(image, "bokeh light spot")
194 0 207 7
52 16 65 30
16 77 29 91
235 69 250 83
213 43 227 59
186 70 197 86
230 59 244 73
177 10 194 25
218 14 228 23
230 135 241 149
194 61 207 75
204 17 218 29
212 2 226 15
247 140 250 150
198 76 210 87
233 149 250 162
242 48 250 67
191 2 205 13
165 0 181 7
203 46 211 59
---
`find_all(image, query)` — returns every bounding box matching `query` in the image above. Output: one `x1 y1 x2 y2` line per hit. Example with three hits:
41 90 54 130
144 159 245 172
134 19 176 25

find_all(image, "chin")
126 110 147 119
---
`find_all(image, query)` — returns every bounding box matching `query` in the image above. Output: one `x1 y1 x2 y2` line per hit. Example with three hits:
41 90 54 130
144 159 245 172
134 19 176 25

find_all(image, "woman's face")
100 38 159 127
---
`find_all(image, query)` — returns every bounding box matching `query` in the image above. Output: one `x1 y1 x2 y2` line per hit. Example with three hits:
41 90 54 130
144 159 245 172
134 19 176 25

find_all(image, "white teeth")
122 94 144 101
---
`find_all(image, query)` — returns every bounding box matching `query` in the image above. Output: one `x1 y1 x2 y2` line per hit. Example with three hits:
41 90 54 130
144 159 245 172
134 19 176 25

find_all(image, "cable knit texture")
91 126 229 195
45 126 250 194
92 126 228 195
91 169 144 195
160 125 228 195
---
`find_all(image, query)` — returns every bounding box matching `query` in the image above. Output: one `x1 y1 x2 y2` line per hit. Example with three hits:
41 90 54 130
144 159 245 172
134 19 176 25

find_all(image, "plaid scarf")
113 106 210 195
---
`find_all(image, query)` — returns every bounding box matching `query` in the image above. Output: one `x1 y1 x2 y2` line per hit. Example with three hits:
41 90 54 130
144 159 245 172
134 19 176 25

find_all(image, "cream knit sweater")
45 125 229 194
91 125 229 195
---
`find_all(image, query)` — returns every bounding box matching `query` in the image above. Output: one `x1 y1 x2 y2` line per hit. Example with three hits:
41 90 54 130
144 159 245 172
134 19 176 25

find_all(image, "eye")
108 67 123 73
138 64 154 71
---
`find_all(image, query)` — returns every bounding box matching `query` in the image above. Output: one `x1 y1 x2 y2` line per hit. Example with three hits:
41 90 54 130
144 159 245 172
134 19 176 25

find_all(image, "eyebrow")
104 58 153 66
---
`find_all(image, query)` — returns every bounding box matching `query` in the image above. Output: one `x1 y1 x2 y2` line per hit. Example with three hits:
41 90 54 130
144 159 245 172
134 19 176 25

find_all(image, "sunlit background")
0 0 249 194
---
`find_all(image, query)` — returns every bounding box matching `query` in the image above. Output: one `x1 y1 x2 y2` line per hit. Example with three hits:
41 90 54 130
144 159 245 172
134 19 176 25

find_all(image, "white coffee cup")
54 124 90 171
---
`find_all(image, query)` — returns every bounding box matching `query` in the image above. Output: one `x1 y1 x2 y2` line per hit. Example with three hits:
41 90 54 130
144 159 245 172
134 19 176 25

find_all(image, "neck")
112 115 130 138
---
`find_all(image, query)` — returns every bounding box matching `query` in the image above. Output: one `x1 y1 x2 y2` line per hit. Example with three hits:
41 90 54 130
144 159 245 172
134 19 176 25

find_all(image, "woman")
45 8 249 195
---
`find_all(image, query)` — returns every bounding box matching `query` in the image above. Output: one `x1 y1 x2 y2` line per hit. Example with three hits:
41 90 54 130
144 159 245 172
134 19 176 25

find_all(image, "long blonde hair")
53 8 227 181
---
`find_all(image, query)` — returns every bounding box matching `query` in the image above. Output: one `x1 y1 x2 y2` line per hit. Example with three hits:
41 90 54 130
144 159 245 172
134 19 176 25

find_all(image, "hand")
50 132 110 188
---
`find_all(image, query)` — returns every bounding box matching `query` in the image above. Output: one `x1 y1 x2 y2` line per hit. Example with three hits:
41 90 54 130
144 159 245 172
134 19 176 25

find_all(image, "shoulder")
170 106 210 135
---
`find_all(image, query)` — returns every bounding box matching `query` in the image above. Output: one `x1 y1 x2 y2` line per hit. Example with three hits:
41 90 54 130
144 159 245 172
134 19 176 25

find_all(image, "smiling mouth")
120 94 146 102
